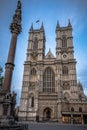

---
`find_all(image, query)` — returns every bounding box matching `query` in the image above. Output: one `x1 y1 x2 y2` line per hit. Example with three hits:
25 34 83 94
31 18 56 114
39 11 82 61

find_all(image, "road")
22 123 87 130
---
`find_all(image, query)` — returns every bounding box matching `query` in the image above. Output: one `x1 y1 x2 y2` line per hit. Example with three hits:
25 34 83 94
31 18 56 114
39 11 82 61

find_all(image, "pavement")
21 123 87 130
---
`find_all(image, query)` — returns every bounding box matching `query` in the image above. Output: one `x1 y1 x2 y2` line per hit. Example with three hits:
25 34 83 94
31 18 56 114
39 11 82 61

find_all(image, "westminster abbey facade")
18 21 87 124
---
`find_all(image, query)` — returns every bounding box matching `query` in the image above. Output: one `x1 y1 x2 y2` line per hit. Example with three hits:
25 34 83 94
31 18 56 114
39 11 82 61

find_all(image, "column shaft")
3 33 17 92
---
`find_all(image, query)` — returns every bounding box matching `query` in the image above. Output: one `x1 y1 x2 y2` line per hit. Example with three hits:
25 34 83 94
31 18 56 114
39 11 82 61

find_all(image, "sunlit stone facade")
18 21 87 124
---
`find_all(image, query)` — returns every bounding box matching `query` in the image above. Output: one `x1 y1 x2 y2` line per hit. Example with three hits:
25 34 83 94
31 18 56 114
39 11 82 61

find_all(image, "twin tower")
27 20 74 62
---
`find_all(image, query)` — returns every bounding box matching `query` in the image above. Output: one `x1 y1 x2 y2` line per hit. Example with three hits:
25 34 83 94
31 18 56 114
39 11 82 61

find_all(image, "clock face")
62 53 67 60
63 54 67 58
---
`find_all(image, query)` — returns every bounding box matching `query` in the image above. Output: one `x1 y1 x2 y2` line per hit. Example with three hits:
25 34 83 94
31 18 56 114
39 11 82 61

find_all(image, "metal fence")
0 124 28 130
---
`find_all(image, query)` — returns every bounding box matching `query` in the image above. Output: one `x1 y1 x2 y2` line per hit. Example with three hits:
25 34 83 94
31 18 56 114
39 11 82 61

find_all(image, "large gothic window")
33 37 38 51
43 67 55 92
62 66 68 75
62 35 67 48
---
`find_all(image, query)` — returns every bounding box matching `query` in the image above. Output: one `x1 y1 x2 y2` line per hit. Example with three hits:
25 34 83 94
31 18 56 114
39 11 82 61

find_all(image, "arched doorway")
43 107 52 121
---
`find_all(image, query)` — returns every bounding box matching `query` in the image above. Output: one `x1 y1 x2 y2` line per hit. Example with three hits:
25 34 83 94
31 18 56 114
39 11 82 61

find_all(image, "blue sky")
0 0 87 105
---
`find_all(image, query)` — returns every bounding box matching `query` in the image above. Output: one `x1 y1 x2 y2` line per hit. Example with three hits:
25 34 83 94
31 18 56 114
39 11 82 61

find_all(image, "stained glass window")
43 67 55 92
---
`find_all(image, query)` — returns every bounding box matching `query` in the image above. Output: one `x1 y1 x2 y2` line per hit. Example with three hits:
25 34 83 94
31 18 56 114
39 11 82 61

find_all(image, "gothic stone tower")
19 20 87 124
0 0 22 119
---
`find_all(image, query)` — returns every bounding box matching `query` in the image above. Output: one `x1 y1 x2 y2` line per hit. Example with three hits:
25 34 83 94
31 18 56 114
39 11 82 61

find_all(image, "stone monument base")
0 116 15 126
0 116 28 130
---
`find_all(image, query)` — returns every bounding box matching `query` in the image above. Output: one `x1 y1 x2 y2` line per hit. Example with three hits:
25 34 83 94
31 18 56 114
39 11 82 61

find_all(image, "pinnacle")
41 22 44 30
30 23 33 31
68 19 72 27
56 20 60 28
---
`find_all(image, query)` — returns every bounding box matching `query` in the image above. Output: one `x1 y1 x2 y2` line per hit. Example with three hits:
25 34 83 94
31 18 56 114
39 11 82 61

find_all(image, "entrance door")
43 107 52 121
46 109 51 120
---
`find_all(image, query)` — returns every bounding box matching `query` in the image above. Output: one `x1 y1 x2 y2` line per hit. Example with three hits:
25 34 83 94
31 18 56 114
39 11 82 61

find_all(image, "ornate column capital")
10 0 22 35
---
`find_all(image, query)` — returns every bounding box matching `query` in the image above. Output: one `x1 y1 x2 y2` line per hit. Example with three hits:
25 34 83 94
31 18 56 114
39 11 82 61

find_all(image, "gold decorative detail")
63 82 70 90
31 51 38 61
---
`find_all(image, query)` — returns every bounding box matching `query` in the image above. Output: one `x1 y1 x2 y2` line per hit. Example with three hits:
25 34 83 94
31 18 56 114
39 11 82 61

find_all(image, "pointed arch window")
33 37 38 51
79 107 82 112
62 66 68 75
43 67 55 92
29 94 34 108
31 68 36 75
62 35 67 48
31 96 34 107
71 107 74 112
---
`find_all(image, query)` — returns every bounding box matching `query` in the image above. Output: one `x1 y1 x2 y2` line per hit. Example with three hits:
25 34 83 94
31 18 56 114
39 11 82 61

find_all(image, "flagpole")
36 20 40 29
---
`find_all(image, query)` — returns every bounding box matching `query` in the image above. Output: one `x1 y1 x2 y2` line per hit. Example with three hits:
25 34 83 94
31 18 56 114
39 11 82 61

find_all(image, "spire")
68 19 72 27
30 23 33 31
56 20 60 28
40 22 44 30
10 0 22 35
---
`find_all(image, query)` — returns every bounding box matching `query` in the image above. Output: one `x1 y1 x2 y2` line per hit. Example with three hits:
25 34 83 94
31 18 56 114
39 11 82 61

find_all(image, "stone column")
57 101 62 123
71 114 73 124
3 0 22 92
36 72 40 122
81 114 84 124
3 34 17 91
57 74 62 124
